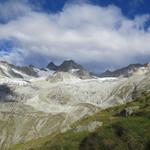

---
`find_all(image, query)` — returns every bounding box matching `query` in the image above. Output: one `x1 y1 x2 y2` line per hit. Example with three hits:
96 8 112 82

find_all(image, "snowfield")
0 77 29 85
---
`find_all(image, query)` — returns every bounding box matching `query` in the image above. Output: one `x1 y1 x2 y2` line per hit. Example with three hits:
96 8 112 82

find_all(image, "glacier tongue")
15 75 124 114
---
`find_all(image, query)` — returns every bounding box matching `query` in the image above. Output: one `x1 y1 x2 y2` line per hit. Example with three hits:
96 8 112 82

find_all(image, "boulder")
119 107 133 117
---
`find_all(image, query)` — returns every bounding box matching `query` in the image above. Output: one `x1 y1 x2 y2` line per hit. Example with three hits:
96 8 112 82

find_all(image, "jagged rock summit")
47 60 92 79
47 62 58 71
47 60 84 71
57 60 84 72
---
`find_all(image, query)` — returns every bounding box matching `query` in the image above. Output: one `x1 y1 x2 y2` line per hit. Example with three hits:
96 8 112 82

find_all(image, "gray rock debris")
73 121 103 132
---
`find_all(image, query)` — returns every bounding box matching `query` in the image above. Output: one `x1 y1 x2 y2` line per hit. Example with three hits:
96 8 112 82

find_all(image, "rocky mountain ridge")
0 60 150 149
47 60 84 71
100 63 147 77
47 60 92 79
0 61 39 79
0 59 148 79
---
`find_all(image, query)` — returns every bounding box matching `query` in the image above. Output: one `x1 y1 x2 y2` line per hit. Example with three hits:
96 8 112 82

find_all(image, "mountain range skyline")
0 0 150 73
0 58 148 76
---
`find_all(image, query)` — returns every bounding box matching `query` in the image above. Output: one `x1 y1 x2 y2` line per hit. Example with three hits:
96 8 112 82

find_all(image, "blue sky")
0 0 150 73
28 0 150 18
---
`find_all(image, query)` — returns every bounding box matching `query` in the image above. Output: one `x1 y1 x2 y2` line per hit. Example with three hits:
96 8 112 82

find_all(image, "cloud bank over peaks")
0 1 150 72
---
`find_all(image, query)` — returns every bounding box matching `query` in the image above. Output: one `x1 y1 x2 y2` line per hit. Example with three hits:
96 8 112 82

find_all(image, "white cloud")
0 1 150 72
0 0 31 23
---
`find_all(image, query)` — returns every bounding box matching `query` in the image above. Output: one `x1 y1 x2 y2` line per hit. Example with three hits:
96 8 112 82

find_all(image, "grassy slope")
8 91 150 150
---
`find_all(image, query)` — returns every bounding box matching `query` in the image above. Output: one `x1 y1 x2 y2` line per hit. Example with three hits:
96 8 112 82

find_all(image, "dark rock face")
0 84 15 102
100 64 146 77
47 60 84 72
47 60 92 79
57 60 84 72
47 62 58 71
99 70 113 77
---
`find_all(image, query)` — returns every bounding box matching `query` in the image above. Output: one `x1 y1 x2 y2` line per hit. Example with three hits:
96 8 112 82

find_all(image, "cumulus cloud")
0 1 150 72
0 0 30 23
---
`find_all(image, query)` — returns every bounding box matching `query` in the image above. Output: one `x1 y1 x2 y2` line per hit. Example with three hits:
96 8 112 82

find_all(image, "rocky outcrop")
73 121 103 132
119 108 134 117
57 60 84 72
47 62 58 71
47 60 92 79
117 106 140 117
0 84 15 102
47 60 84 72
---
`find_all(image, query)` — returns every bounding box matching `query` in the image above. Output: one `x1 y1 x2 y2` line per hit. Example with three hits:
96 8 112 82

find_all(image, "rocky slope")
100 63 147 77
0 61 38 79
17 91 149 150
0 61 150 149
